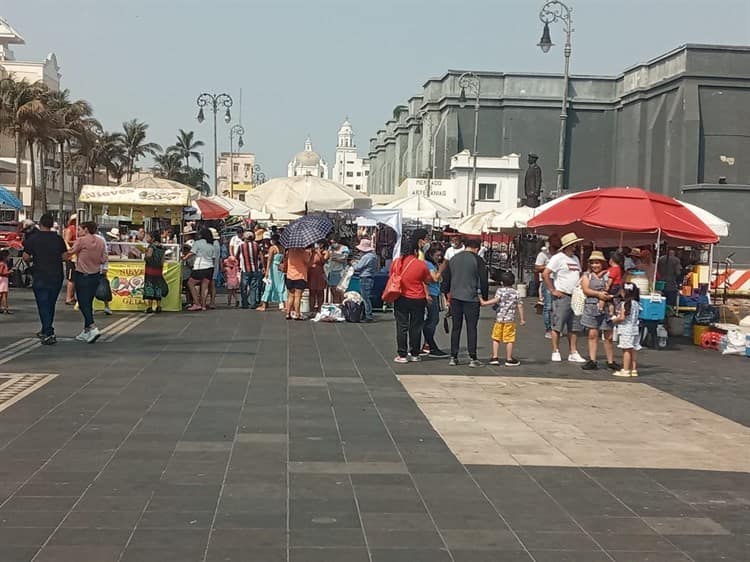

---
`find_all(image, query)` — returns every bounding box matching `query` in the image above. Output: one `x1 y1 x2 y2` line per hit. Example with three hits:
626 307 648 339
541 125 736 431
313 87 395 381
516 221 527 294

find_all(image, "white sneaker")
85 327 101 344
551 351 562 362
103 306 112 315
568 352 587 363
407 355 421 362
544 331 552 339
75 330 88 342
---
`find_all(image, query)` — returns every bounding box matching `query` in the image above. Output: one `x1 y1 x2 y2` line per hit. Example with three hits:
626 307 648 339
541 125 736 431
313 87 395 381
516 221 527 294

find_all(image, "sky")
6 0 750 181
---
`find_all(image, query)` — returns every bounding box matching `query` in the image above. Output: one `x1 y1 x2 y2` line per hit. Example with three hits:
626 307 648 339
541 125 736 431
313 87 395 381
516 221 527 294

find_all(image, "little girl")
612 282 641 377
0 250 10 314
223 254 240 307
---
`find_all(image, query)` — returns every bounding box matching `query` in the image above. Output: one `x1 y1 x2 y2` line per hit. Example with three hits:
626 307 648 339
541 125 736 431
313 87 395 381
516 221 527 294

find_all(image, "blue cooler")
746 334 750 358
641 295 666 321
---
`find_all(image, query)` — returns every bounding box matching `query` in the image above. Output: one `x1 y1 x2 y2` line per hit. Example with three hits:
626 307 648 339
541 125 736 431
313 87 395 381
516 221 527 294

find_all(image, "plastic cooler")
640 295 666 321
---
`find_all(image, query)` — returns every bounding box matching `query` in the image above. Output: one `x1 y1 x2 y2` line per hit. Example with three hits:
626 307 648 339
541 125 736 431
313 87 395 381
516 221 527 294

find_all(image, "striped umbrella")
279 215 333 249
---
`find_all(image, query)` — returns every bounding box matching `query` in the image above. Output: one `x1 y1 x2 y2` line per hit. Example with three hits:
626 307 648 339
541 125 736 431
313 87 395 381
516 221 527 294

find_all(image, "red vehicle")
0 222 23 250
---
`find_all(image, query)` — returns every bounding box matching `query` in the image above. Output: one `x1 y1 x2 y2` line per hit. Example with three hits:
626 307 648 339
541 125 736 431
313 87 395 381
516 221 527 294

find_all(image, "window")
347 160 355 164
232 164 239 175
478 183 497 200
356 172 362 177
365 171 369 176
346 171 354 177
238 193 246 201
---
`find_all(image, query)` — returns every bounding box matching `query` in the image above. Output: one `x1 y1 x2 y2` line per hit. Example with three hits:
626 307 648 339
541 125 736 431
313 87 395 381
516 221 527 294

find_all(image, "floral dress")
223 256 240 290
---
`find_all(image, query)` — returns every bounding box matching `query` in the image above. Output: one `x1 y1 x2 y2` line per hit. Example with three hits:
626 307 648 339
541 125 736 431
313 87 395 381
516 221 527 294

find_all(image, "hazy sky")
6 0 750 180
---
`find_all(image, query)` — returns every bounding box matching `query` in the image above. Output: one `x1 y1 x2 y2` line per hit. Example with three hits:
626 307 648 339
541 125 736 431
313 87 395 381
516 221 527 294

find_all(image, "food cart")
80 178 199 313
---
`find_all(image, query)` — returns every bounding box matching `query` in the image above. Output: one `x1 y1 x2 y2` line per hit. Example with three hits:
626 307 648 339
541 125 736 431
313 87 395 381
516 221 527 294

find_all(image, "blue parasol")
0 186 23 210
279 214 333 249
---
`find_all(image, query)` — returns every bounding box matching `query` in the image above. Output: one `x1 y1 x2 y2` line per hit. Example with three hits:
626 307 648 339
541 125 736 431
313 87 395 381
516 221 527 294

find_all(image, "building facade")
287 137 328 179
0 16 67 219
331 119 370 192
217 152 256 201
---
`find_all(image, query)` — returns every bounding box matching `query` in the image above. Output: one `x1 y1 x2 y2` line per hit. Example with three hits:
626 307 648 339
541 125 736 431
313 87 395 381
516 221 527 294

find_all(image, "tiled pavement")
0 291 748 561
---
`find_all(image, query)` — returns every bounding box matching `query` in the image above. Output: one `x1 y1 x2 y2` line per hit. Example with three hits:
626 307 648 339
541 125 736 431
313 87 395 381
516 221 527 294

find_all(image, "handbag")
381 257 416 303
95 275 113 302
571 282 585 316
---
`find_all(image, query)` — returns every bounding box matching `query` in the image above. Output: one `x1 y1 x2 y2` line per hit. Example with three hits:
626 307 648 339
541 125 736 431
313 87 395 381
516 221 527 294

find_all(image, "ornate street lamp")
196 92 233 195
538 0 573 195
458 72 480 215
252 164 266 185
228 124 245 199
416 109 434 197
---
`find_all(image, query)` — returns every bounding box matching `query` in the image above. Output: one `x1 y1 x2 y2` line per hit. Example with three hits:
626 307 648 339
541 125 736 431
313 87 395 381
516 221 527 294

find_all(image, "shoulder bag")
381 257 416 303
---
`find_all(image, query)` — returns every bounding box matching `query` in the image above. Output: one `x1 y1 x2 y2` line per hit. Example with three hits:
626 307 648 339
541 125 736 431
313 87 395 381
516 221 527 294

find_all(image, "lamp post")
537 0 573 195
228 124 245 199
416 110 433 197
251 164 266 186
196 92 233 195
458 72 480 215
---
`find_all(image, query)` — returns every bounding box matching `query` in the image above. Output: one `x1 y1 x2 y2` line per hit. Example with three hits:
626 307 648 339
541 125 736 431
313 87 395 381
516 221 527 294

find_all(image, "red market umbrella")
192 197 229 220
527 187 719 246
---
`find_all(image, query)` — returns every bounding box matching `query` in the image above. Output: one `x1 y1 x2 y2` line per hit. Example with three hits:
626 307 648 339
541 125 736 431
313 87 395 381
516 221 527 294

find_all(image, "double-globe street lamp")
537 0 573 195
458 72 481 215
228 124 245 199
251 164 266 186
196 92 233 195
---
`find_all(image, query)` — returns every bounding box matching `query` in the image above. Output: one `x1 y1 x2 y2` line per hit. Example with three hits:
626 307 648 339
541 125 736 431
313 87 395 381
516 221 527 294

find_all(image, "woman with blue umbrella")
280 215 333 320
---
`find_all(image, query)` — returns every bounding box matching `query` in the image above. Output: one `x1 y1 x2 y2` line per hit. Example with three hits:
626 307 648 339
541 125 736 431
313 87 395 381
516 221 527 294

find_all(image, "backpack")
342 300 365 323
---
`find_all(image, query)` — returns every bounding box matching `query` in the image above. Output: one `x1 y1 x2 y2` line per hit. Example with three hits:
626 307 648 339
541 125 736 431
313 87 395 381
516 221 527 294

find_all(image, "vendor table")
94 260 182 312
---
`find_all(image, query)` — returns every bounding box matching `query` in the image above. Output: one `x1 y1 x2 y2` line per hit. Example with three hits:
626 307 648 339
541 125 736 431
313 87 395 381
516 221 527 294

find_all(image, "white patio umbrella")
382 194 461 221
206 195 252 217
244 175 371 214
454 210 502 235
488 206 535 231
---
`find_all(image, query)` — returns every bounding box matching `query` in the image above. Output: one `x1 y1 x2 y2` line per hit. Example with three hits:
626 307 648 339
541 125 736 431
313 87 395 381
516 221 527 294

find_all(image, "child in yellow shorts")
481 271 525 366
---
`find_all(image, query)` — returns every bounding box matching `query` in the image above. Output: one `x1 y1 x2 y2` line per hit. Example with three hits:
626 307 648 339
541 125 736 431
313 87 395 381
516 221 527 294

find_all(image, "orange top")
286 248 311 281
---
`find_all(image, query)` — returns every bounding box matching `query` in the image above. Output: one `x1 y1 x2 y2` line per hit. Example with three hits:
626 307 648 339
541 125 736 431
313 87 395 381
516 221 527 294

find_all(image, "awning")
80 180 199 207
186 198 230 220
0 185 23 210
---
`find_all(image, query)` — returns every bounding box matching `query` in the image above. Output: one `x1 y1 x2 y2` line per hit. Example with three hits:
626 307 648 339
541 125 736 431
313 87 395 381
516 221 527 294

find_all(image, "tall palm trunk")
38 143 48 214
14 131 23 203
28 140 37 219
58 142 66 218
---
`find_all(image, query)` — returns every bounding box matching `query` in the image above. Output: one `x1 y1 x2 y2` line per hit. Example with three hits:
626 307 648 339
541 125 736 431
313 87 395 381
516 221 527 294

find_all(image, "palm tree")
0 77 47 203
170 129 204 168
153 151 183 180
121 119 161 181
47 89 93 216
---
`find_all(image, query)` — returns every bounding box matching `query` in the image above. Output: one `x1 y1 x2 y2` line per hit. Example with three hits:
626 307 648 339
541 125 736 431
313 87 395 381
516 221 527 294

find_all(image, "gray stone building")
367 44 750 262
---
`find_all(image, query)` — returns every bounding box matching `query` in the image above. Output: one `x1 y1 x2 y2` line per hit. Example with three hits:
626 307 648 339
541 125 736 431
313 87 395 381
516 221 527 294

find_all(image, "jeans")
33 283 62 336
359 277 374 320
74 272 101 329
450 299 480 359
541 284 553 332
241 271 263 308
394 296 426 358
423 296 441 350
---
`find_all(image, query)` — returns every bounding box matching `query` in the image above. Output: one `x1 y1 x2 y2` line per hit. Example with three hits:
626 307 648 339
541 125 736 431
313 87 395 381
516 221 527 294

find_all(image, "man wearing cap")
352 238 378 322
542 232 587 363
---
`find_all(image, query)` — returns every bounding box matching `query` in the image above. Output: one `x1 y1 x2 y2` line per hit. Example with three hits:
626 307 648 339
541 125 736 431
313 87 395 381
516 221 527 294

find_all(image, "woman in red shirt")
391 238 433 363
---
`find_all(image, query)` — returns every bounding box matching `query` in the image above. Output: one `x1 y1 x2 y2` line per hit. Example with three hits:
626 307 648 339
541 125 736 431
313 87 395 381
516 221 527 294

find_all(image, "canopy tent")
0 185 23 210
245 175 371 215
526 187 720 246
246 204 298 223
80 179 199 207
488 206 535 231
381 194 461 222
346 208 403 258
206 195 252 217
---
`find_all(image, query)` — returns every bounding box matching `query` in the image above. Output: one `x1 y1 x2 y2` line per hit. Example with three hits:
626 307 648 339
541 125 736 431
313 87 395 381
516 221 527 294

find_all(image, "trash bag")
95 275 113 302
342 300 364 323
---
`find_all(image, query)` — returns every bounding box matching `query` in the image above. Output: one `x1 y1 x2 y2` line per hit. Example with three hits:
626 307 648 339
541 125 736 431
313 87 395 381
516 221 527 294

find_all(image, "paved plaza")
0 291 748 562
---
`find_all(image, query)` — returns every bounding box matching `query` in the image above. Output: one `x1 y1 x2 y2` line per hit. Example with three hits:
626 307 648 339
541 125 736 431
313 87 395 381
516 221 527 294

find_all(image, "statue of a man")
524 153 542 207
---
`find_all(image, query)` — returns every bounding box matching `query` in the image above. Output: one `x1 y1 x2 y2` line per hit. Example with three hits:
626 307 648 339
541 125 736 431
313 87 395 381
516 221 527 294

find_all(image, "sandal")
145 308 153 314
155 307 162 314
187 305 202 311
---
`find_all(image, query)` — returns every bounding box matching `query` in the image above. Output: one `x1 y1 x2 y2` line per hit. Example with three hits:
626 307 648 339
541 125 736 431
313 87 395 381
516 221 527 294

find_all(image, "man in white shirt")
543 232 586 364
534 244 552 337
229 227 244 259
444 236 465 261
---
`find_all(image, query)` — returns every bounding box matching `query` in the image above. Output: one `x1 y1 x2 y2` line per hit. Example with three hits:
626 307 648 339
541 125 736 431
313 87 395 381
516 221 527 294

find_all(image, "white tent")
346 208 403 258
488 206 535 231
245 175 371 214
382 194 461 221
455 210 502 235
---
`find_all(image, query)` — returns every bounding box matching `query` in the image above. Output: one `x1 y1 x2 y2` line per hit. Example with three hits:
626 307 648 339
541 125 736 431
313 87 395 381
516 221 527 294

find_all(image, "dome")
294 150 322 166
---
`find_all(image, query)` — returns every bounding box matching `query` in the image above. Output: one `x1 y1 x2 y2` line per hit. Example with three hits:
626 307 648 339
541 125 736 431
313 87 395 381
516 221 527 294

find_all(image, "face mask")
421 242 431 254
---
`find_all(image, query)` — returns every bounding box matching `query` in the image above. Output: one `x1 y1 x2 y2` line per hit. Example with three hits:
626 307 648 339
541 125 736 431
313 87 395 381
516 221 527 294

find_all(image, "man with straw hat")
542 232 587 364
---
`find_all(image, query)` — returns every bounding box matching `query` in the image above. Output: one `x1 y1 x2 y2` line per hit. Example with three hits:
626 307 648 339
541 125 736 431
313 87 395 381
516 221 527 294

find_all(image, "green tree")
170 129 204 168
153 151 184 180
121 119 161 181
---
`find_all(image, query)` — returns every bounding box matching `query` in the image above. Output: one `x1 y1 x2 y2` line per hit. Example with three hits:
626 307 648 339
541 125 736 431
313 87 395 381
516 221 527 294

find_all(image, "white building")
396 152 521 216
332 118 370 193
0 16 65 219
287 137 328 179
